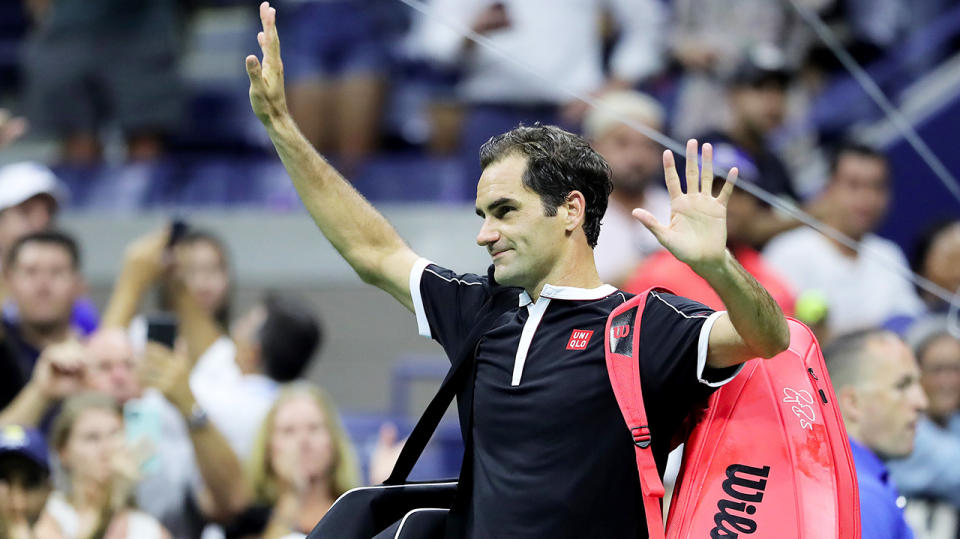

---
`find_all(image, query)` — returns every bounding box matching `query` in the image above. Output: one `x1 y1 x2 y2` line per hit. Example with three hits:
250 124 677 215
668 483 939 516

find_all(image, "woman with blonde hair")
239 382 360 539
34 392 171 538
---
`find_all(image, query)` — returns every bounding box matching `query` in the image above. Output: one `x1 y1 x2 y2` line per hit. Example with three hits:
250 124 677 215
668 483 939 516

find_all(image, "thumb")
631 208 666 238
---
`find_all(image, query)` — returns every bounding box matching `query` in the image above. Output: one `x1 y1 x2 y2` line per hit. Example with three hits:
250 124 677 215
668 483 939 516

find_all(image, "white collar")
518 284 618 306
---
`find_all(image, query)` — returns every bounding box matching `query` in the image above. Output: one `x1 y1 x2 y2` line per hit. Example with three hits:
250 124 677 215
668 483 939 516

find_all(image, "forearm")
167 279 223 368
101 268 150 328
264 115 416 298
177 397 252 520
696 251 790 360
0 383 55 426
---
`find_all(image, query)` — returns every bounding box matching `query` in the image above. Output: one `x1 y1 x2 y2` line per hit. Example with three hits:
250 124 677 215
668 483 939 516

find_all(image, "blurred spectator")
279 0 388 171
102 228 321 460
696 44 815 248
415 0 665 181
585 91 670 285
763 143 924 336
21 0 183 164
38 392 171 538
824 329 927 539
0 328 252 538
171 230 233 330
0 164 99 336
226 383 359 539
0 424 52 539
668 0 830 139
0 109 28 149
911 219 960 313
887 322 960 537
623 144 795 316
0 231 85 408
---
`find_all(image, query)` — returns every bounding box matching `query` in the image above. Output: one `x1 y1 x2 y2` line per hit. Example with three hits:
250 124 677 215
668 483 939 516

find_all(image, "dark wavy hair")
479 124 613 247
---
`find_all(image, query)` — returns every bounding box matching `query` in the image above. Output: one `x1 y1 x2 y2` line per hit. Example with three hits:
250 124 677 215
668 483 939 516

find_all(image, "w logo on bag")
611 324 630 339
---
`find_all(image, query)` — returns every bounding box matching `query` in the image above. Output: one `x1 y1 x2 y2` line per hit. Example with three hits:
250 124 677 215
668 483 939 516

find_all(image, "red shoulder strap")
604 289 665 539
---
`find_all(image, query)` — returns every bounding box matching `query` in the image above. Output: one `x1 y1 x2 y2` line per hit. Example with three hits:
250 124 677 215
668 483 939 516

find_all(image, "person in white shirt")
583 90 671 285
763 142 924 337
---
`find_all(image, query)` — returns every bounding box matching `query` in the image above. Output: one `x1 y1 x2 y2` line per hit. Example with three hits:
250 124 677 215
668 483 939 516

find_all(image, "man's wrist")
689 250 737 283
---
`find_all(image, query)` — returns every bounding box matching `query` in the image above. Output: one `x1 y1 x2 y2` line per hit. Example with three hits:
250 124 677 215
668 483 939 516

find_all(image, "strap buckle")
631 425 651 449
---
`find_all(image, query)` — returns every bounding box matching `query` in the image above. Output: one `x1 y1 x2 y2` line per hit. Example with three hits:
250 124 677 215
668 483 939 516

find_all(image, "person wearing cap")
0 162 64 265
0 424 53 538
584 91 672 286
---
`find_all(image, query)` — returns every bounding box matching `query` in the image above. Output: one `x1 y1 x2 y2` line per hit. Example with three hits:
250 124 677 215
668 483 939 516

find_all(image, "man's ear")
837 385 862 424
562 190 587 233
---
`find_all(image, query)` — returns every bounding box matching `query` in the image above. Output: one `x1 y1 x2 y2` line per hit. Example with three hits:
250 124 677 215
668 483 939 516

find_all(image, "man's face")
918 334 960 424
854 335 928 459
923 223 960 297
4 243 79 331
591 123 661 196
84 330 141 404
730 82 787 137
0 196 55 259
0 456 50 527
828 154 890 239
475 154 567 290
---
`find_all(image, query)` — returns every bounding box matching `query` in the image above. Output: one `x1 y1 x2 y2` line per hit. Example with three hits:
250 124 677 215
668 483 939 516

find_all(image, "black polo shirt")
411 260 741 538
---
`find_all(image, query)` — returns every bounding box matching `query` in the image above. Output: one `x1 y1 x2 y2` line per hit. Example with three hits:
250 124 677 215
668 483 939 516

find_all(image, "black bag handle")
385 275 517 485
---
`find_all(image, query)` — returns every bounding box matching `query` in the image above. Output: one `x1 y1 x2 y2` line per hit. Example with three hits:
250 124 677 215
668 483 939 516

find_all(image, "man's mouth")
491 248 511 259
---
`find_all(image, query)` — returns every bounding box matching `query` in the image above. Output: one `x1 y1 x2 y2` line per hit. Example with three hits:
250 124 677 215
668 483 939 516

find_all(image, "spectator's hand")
470 2 510 35
105 439 150 512
138 342 193 415
246 2 289 126
31 339 87 401
633 140 736 270
0 109 27 149
368 423 405 485
121 228 172 287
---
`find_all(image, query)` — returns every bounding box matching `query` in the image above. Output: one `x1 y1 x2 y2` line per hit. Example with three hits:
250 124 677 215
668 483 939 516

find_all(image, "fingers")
718 167 739 205
685 139 700 193
245 54 263 86
700 142 714 196
258 2 281 68
662 150 682 200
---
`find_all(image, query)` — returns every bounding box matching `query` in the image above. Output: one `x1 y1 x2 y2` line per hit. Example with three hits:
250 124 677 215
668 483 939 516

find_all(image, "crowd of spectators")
0 0 958 538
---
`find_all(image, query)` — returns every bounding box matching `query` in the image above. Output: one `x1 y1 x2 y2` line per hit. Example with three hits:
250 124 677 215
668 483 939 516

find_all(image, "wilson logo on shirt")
566 329 594 350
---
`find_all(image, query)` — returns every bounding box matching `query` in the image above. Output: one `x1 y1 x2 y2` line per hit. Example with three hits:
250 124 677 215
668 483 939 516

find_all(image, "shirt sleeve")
410 258 493 360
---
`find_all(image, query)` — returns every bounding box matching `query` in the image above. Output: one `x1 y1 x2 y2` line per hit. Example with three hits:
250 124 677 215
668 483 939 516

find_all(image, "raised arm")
246 2 418 309
633 140 790 368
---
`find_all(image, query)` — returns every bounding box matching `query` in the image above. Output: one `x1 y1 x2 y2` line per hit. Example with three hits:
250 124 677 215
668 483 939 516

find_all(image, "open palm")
633 140 737 270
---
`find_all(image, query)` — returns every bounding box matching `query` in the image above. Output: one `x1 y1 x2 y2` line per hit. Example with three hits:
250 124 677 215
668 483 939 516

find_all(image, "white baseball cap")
0 162 66 213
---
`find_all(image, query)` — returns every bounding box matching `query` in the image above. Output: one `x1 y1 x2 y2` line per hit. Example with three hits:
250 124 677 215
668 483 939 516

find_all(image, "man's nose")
912 384 929 412
476 220 499 246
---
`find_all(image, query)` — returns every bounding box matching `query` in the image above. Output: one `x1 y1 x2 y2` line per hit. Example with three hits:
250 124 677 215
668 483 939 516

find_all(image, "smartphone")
167 219 189 248
124 398 162 475
145 312 178 349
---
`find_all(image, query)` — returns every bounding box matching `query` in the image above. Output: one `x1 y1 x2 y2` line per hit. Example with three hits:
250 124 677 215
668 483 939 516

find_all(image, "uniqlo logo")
566 329 594 350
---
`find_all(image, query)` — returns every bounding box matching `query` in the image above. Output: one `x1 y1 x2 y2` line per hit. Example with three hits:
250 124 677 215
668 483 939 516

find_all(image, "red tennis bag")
605 289 860 539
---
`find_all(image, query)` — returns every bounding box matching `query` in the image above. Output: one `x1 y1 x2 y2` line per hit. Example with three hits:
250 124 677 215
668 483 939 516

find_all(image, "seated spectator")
1 231 86 409
171 230 233 330
585 91 670 285
0 164 98 336
824 329 928 539
911 219 960 313
763 143 924 336
0 328 252 538
0 425 53 539
415 0 665 182
37 392 172 538
887 322 960 536
227 382 359 539
21 0 182 164
103 228 322 460
623 144 795 315
279 0 388 171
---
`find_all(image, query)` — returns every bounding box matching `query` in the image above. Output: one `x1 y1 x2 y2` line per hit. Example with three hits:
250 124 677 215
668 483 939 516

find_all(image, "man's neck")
18 321 71 351
729 122 763 154
528 247 604 301
822 219 864 258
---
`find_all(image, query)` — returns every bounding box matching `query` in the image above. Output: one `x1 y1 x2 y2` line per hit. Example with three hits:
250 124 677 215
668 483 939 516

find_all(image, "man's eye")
496 207 514 218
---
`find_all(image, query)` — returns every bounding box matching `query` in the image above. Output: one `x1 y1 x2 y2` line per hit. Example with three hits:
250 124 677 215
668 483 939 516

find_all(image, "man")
1 231 84 408
763 143 924 335
247 3 788 537
585 90 671 285
0 425 52 539
824 329 928 539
